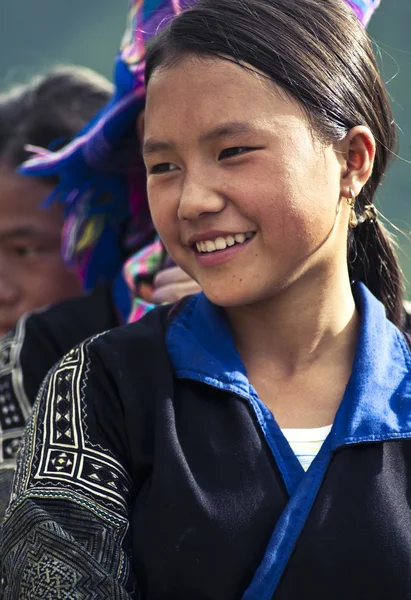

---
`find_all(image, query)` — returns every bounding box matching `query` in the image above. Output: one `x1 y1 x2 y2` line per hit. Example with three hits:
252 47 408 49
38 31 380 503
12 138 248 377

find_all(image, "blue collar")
166 282 411 447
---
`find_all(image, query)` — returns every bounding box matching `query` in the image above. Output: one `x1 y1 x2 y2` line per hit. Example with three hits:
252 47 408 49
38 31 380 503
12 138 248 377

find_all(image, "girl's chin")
200 287 262 309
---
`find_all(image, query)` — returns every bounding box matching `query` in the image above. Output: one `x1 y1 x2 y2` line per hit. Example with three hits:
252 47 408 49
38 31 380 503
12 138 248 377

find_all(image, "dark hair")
0 65 113 168
145 0 404 326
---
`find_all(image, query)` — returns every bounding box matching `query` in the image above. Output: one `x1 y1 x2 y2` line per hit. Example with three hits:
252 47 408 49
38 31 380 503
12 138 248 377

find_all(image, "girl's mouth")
194 231 255 254
193 232 256 267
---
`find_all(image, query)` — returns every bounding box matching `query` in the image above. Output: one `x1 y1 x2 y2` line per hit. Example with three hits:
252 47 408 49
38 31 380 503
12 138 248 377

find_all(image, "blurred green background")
0 0 410 288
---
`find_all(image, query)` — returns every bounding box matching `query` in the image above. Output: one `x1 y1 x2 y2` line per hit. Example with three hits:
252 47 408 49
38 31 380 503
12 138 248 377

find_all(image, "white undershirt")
281 424 332 471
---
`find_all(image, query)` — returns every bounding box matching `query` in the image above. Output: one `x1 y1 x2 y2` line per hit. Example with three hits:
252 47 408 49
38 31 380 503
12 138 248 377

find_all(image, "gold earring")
346 188 358 229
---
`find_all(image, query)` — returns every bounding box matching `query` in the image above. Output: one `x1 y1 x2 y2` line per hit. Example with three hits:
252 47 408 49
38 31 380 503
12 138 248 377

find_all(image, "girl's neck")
225 267 360 429
226 268 359 379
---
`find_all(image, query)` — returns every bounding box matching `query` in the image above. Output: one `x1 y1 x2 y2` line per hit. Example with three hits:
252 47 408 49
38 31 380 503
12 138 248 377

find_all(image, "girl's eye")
218 147 254 160
150 163 178 174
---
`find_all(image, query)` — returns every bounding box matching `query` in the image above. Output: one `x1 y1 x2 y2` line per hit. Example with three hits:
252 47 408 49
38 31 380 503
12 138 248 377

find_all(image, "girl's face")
144 56 348 307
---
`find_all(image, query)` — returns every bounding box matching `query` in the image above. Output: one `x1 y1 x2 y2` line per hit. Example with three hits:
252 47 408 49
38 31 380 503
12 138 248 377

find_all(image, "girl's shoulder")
77 301 185 405
88 300 183 363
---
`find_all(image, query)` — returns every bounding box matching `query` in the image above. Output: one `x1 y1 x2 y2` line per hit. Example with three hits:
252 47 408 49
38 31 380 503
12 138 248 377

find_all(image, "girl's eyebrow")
143 121 260 157
199 121 260 143
142 138 174 156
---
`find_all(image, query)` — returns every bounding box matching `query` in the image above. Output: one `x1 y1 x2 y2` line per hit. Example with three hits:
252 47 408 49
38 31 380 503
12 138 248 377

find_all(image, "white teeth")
195 232 254 253
215 237 227 250
205 240 216 252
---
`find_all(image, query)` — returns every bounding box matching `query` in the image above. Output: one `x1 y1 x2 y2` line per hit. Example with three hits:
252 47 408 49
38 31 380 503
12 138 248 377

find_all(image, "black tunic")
2 283 411 599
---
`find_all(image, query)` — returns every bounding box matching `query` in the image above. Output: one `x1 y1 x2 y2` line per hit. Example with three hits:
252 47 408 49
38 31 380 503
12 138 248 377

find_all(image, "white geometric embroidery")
50 451 75 472
32 339 130 511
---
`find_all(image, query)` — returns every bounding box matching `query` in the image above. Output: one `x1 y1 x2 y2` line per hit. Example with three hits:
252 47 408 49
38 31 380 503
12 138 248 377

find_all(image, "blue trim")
166 282 411 596
247 392 304 496
168 294 250 396
242 281 411 598
167 294 304 495
242 437 332 599
329 283 411 448
167 283 411 450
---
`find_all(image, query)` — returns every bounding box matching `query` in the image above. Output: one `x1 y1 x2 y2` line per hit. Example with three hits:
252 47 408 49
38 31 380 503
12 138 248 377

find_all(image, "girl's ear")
339 125 376 198
137 110 145 145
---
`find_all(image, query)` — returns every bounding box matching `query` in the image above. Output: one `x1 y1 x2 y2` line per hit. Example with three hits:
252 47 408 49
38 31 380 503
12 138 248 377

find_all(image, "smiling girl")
3 0 411 598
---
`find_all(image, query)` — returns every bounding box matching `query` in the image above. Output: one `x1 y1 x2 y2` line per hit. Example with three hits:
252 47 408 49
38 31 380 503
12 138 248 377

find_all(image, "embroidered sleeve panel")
0 316 33 466
1 335 135 599
2 498 134 599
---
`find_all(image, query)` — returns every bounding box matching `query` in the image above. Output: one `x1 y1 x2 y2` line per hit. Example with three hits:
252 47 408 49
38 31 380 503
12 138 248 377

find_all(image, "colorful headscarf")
20 0 381 298
20 0 196 292
346 0 380 25
123 237 166 322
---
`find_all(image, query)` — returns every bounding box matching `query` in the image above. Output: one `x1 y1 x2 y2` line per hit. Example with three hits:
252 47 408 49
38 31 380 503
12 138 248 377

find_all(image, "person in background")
0 4 200 521
5 0 411 598
0 66 114 516
0 66 114 337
